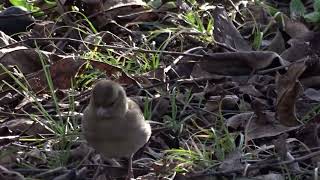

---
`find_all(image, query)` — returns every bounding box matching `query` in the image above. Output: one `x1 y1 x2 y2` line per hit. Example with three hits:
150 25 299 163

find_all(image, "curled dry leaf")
213 6 251 51
0 48 48 81
88 60 138 85
27 57 138 92
190 64 231 86
27 57 83 92
0 118 52 136
199 51 284 76
283 15 310 38
226 112 297 141
280 43 309 63
276 61 306 127
85 0 148 28
282 31 320 64
268 30 286 54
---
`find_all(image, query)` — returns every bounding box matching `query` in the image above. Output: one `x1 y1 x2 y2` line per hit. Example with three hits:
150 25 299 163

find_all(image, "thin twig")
0 37 204 58
190 150 320 177
257 57 309 75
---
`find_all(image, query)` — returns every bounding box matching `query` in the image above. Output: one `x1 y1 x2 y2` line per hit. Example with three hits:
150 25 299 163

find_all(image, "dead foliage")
0 0 319 179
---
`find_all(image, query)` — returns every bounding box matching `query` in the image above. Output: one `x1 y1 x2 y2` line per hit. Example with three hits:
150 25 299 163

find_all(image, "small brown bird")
82 79 152 179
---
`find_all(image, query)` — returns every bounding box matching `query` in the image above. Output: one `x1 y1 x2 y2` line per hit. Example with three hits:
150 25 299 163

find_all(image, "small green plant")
165 147 215 173
163 88 180 133
252 28 263 50
289 0 320 23
143 97 153 120
9 0 56 16
0 49 80 169
164 125 237 173
304 0 320 23
290 0 306 18
244 1 284 50
180 5 214 43
75 62 105 89
135 52 160 72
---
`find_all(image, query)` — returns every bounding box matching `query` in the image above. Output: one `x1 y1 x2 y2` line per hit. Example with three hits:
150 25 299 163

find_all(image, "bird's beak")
96 107 111 119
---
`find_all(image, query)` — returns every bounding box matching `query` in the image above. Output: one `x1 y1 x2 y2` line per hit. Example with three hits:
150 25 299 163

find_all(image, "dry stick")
0 110 39 117
189 150 320 178
33 167 67 178
0 37 234 58
164 46 204 74
257 57 309 75
128 75 226 95
15 168 56 175
0 37 204 58
215 41 237 52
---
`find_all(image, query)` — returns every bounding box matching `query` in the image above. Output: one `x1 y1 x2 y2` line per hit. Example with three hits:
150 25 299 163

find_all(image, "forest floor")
0 0 320 179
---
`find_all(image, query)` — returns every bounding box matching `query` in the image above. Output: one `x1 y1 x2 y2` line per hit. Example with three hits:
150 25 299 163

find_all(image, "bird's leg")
126 154 134 180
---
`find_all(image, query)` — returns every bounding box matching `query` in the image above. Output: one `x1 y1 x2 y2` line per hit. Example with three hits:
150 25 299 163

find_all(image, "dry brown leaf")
27 57 138 92
283 15 310 38
1 118 52 136
276 61 306 127
199 51 284 76
268 30 286 54
226 112 297 140
27 57 83 92
213 6 251 51
0 48 48 81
